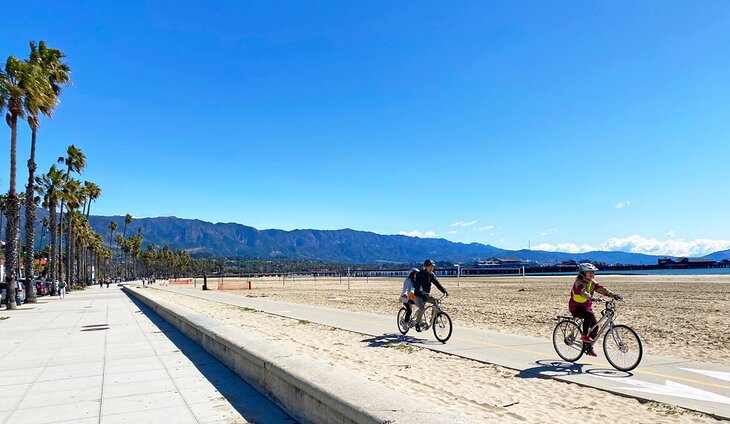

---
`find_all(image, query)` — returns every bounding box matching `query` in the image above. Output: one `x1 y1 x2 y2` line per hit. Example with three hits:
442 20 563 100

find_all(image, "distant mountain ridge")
703 249 730 261
17 212 727 264
80 215 681 264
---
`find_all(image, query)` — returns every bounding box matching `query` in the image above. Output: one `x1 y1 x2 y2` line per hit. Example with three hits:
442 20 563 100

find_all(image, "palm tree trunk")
48 202 57 294
66 211 72 288
4 114 19 309
24 127 38 302
57 213 63 284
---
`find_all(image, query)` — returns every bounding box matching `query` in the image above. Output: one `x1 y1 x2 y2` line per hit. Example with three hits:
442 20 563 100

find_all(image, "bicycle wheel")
397 307 410 335
603 324 642 371
552 320 584 362
433 312 453 343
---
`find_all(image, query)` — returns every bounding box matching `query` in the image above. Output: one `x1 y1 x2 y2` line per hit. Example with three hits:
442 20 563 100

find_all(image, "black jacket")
414 270 446 298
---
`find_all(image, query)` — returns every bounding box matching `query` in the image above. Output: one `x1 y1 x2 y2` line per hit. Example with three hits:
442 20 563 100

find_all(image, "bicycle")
397 294 453 343
552 297 643 371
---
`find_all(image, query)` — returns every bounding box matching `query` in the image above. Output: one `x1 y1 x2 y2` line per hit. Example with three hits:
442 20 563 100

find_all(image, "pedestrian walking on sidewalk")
59 280 66 299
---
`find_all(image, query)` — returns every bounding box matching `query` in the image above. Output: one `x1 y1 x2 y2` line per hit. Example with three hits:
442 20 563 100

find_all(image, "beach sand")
180 274 730 364
147 286 721 423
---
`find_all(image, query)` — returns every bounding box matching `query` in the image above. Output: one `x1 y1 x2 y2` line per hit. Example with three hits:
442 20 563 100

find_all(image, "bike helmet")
578 262 599 273
409 268 419 279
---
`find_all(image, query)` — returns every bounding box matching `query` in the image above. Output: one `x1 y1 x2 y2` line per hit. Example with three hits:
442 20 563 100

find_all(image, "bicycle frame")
582 300 618 346
420 296 445 330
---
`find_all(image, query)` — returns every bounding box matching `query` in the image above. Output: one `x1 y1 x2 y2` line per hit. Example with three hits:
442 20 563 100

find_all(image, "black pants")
403 300 415 322
570 307 598 339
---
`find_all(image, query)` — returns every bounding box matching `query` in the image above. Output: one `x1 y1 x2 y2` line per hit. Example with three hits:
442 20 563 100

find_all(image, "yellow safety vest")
571 279 594 303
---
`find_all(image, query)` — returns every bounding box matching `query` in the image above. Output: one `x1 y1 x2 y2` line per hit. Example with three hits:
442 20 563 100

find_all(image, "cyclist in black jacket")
413 259 448 331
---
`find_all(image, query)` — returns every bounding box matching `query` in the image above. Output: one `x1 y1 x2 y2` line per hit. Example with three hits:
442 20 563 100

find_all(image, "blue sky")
3 1 730 256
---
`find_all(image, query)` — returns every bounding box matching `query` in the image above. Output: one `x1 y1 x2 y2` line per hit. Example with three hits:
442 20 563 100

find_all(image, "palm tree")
1 56 47 309
62 179 81 287
108 220 117 267
123 214 132 278
56 145 85 284
23 41 70 303
36 165 64 294
115 233 124 278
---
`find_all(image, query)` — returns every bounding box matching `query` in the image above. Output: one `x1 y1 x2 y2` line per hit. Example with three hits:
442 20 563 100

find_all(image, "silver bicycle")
397 294 453 343
552 297 643 371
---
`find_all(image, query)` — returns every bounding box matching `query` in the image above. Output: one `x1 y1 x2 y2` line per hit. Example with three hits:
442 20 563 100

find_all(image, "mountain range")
77 215 728 264
13 212 727 264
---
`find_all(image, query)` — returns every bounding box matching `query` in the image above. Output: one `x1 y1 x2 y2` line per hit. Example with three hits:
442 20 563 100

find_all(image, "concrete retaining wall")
124 286 476 424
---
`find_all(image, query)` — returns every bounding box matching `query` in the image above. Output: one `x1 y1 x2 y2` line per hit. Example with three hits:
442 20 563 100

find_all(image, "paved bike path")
155 286 730 420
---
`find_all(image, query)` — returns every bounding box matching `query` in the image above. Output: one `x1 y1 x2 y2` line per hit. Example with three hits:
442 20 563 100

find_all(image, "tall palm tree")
62 178 81 287
1 56 46 309
108 220 117 274
36 165 64 294
123 214 132 278
56 145 85 284
115 234 125 278
23 41 70 303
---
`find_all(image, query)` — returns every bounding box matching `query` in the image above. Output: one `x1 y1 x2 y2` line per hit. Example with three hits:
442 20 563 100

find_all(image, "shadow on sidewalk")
361 332 443 348
125 293 297 424
516 359 633 379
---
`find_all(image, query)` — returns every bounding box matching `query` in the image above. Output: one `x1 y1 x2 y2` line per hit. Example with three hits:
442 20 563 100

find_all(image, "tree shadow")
124 293 297 424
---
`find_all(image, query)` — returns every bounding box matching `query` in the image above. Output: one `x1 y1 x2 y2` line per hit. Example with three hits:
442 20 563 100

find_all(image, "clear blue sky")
3 1 730 256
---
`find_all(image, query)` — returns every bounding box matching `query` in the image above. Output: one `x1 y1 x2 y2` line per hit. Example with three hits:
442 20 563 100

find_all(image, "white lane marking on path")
596 377 730 405
681 368 730 383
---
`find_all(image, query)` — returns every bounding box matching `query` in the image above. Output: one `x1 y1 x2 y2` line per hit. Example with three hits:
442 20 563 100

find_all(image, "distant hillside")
17 212 721 264
79 215 664 264
703 249 730 261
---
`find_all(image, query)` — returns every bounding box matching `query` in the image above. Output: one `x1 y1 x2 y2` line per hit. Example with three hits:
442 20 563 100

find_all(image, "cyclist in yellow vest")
569 263 622 356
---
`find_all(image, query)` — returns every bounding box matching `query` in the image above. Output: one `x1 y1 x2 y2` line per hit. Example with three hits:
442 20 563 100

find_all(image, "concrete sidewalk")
156 286 730 420
0 285 293 424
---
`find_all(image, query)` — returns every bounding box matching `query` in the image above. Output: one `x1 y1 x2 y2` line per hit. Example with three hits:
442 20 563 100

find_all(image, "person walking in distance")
58 280 66 299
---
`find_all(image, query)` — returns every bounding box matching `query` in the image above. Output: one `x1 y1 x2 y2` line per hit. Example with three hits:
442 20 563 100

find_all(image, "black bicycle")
552 298 642 371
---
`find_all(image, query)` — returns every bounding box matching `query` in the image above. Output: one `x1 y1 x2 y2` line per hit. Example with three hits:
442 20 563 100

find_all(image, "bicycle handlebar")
590 297 622 302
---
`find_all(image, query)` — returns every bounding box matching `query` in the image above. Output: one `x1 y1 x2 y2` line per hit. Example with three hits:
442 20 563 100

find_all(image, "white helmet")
578 263 599 273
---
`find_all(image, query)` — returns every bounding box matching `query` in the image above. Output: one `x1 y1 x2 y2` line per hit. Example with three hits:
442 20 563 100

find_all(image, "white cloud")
666 230 677 238
397 230 439 238
600 235 730 257
476 225 494 231
447 230 458 235
540 228 558 236
615 200 631 209
451 220 477 227
533 243 597 254
534 234 730 257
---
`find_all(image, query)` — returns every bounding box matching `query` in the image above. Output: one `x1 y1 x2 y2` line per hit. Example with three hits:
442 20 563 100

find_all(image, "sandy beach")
180 274 730 364
147 285 721 423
